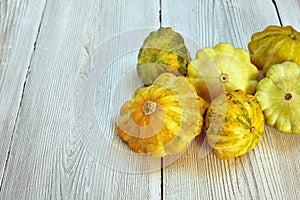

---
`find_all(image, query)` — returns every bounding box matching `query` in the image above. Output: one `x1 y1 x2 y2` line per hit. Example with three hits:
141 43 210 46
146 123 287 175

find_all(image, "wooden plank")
161 0 280 53
263 0 300 198
274 0 300 30
161 0 299 199
0 0 47 184
0 0 162 199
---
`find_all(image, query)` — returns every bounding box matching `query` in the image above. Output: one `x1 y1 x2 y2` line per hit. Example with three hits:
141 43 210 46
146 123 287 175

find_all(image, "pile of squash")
116 26 300 159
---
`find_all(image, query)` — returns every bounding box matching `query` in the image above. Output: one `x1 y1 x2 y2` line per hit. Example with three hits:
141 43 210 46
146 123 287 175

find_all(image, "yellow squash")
248 25 300 74
188 43 259 105
117 73 206 157
255 61 300 134
205 90 264 159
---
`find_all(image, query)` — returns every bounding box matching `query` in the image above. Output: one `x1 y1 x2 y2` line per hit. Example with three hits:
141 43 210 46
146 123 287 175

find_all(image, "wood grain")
0 0 47 185
274 0 300 30
0 0 161 199
161 0 299 199
161 0 280 54
1 0 300 199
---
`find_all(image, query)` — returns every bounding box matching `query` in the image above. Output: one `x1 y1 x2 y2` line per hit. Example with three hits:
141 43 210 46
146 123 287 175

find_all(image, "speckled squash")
248 25 300 74
205 90 264 159
137 27 191 85
117 73 206 157
187 43 259 105
255 61 300 134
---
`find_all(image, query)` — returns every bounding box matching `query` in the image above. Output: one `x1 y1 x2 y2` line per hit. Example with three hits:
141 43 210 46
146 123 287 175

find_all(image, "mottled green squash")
205 90 264 159
137 27 191 85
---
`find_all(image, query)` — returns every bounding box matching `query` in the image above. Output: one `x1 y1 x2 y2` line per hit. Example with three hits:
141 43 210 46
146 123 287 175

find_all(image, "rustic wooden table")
1 0 300 199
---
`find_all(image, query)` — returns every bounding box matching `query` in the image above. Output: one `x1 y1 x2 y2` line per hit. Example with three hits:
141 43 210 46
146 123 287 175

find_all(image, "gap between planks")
0 0 48 191
272 0 283 25
158 0 285 199
159 1 164 200
159 0 162 27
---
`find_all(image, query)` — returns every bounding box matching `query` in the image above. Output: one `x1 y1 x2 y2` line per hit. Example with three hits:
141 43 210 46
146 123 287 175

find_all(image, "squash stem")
143 101 157 115
219 73 228 83
290 35 296 40
285 93 292 100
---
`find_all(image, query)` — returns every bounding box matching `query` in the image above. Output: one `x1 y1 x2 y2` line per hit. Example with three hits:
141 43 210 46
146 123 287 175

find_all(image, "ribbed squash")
248 25 300 74
205 90 264 159
137 27 191 85
255 61 300 134
187 43 259 105
117 73 206 157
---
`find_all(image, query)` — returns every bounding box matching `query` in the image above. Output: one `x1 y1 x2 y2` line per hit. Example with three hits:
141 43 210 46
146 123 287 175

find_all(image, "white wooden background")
0 0 300 199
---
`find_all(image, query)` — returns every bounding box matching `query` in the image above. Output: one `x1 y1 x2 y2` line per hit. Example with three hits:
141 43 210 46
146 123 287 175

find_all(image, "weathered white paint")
0 0 161 199
162 0 300 199
275 0 300 30
0 0 299 199
0 0 47 184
